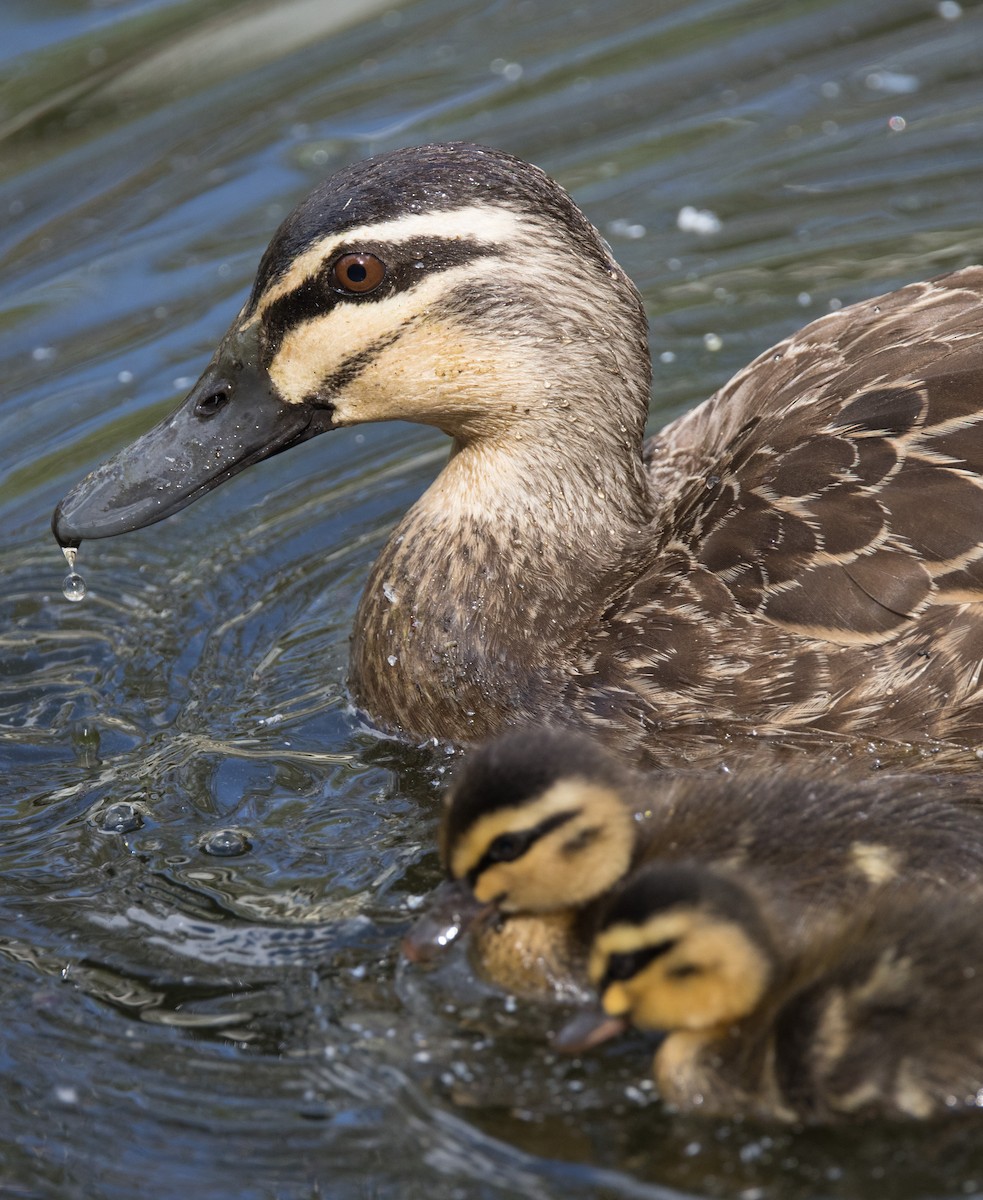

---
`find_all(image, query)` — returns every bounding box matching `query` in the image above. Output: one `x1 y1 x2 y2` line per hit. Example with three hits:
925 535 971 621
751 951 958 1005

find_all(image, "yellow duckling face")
440 728 637 915
589 864 776 1034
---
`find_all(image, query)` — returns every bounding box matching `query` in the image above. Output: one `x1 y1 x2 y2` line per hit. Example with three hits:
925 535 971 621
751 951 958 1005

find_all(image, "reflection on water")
3 0 983 1196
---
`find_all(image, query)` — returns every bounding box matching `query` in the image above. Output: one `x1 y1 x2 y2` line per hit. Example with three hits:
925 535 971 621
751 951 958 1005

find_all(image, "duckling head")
589 864 777 1035
53 142 651 545
440 727 638 916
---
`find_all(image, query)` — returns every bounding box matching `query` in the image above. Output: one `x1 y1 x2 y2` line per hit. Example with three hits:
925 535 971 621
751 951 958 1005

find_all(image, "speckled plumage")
591 863 983 1122
409 728 983 999
354 264 983 757
52 143 983 760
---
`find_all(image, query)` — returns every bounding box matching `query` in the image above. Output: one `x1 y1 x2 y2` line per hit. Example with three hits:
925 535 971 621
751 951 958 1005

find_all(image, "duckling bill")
52 141 983 751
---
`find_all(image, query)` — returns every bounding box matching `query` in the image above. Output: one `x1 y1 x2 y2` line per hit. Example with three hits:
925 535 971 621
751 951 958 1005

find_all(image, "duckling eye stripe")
470 808 578 883
601 938 677 990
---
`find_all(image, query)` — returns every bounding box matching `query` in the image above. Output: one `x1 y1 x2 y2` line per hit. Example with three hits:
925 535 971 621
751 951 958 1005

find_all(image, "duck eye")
330 252 386 295
486 831 528 864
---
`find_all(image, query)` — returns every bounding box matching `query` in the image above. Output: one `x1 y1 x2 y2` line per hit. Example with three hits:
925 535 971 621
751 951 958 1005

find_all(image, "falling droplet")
63 573 86 602
61 547 86 602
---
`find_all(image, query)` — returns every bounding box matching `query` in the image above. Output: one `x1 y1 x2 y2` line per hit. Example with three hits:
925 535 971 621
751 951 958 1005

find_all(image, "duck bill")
51 322 335 548
552 1006 630 1054
401 879 496 964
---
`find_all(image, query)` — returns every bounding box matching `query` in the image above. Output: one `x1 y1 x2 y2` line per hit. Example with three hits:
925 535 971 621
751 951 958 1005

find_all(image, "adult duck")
52 142 983 757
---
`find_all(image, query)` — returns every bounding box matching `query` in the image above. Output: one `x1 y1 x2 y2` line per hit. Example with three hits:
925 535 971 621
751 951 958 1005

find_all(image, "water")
3 0 983 1196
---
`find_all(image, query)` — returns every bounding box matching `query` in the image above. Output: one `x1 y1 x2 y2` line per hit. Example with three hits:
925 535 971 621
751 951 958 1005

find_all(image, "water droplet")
63 573 86 602
703 332 723 351
61 547 86 602
99 803 144 834
200 828 252 857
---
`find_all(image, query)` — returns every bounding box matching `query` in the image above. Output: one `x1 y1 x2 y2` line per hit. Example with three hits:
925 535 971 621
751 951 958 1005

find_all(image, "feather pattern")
50 143 983 761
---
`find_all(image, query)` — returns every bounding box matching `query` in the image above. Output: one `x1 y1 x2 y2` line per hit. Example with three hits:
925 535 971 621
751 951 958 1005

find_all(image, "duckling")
52 142 983 756
577 862 983 1122
403 727 983 998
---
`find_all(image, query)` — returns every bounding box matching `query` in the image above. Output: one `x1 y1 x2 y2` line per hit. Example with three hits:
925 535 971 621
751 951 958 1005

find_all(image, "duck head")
52 142 650 547
402 728 637 961
588 863 776 1038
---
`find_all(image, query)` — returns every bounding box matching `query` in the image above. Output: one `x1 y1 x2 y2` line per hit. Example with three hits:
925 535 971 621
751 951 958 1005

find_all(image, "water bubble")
99 803 144 834
200 828 252 857
608 218 646 239
866 70 919 95
677 206 722 235
703 332 723 352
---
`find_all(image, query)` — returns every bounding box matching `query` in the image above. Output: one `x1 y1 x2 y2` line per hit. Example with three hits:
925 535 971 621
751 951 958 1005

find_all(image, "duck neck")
350 419 653 740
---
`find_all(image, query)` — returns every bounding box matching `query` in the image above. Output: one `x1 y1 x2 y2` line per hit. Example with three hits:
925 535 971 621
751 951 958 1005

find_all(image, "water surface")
3 1 983 1196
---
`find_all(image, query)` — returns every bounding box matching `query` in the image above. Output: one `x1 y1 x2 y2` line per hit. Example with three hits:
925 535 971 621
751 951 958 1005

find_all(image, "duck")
402 726 983 998
51 141 983 760
571 861 983 1122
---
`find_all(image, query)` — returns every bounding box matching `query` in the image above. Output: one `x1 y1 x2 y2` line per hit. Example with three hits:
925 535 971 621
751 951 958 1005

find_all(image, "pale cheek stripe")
266 256 509 403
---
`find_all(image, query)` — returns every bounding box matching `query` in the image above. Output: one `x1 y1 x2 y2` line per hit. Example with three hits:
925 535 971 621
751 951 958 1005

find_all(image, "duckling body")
52 143 983 756
587 863 983 1122
405 728 983 998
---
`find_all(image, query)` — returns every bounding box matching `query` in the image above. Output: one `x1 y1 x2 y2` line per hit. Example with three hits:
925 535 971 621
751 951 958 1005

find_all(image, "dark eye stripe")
467 808 578 886
256 236 495 363
600 938 678 991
